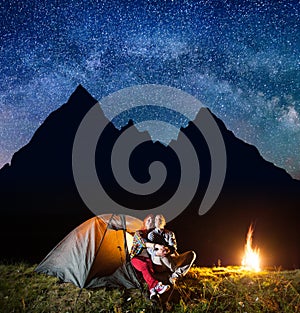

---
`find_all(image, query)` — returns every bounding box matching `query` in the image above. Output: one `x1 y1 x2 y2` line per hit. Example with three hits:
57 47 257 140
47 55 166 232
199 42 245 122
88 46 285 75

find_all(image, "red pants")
131 256 158 290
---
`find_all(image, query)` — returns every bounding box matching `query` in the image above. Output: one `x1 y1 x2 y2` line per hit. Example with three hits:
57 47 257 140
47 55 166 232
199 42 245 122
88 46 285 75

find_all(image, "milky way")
0 0 299 178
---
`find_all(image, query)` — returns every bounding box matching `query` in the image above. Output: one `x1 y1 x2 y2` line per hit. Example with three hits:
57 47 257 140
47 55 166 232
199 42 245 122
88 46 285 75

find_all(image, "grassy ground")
0 263 299 312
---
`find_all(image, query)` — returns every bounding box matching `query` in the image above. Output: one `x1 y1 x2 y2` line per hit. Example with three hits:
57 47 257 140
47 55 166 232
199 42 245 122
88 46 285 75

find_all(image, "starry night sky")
0 0 299 179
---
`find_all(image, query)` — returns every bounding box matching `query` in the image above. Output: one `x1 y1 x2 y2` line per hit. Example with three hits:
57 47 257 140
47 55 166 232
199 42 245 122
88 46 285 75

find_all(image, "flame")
241 225 261 272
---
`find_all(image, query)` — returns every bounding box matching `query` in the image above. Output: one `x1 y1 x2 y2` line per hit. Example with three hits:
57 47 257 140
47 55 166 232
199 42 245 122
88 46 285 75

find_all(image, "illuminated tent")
35 214 143 289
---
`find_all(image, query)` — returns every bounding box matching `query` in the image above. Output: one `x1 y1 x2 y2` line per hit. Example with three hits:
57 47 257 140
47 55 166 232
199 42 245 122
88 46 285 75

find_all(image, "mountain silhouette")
0 85 299 268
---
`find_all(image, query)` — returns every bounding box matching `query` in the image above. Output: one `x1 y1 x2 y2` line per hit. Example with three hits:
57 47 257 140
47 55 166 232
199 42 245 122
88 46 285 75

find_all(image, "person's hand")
153 244 164 250
155 245 170 257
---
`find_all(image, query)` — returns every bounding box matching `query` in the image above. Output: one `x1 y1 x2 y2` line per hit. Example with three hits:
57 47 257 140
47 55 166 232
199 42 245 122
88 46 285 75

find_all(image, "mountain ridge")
1 84 298 185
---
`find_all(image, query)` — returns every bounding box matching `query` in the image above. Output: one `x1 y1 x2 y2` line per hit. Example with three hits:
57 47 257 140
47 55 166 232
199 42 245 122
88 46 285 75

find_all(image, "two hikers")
130 214 196 299
130 214 170 299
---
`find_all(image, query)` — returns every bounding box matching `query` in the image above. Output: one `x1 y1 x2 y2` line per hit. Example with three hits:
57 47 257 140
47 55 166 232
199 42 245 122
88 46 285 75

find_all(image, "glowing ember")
241 225 261 272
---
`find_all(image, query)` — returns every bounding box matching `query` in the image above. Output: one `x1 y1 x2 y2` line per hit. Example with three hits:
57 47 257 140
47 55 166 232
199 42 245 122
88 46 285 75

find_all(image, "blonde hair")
155 214 166 228
142 214 154 230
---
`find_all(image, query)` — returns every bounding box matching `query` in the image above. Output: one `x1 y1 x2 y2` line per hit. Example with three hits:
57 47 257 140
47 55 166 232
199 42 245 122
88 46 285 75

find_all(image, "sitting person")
130 214 170 299
147 214 196 285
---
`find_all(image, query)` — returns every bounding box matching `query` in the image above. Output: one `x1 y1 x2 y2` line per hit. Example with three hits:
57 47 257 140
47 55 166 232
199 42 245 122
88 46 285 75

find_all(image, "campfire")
241 224 261 272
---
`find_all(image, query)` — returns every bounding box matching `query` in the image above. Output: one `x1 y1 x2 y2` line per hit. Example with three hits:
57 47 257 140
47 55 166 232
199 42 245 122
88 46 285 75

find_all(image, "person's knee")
192 250 196 261
187 250 196 263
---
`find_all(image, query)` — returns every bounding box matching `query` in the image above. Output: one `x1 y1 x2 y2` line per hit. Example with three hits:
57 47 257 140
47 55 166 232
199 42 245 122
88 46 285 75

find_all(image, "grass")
0 263 299 312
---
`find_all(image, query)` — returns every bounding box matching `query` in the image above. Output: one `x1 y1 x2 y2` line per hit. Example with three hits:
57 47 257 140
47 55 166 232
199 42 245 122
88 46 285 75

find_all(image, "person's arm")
134 230 147 247
147 241 166 256
147 229 169 256
130 230 151 258
154 245 170 257
165 230 177 253
145 241 156 249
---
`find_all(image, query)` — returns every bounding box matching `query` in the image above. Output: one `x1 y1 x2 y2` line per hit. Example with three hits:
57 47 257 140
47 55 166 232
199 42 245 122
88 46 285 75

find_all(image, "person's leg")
131 256 158 290
159 255 176 272
171 250 196 279
131 256 170 298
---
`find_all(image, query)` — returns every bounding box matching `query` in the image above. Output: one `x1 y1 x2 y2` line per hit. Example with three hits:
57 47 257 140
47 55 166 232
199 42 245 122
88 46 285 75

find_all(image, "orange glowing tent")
35 214 143 289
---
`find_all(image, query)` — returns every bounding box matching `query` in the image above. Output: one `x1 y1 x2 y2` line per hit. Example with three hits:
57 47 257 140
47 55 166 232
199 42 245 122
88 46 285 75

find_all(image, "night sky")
0 0 299 179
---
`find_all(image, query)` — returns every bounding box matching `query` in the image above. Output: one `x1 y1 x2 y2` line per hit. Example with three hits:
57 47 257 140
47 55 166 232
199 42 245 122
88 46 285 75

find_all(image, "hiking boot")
150 282 170 298
149 288 157 299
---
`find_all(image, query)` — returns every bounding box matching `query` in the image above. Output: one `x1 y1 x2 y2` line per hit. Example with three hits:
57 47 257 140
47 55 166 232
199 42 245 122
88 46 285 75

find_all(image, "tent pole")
118 214 143 291
121 214 129 263
84 214 115 287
